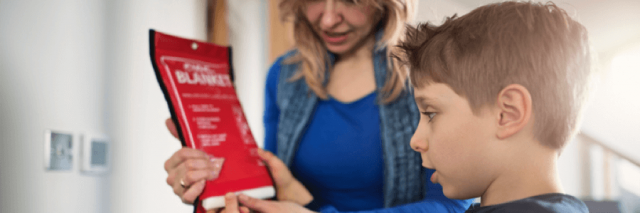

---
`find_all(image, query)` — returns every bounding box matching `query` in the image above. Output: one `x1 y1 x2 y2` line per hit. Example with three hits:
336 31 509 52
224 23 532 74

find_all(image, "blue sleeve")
318 169 474 213
263 57 282 154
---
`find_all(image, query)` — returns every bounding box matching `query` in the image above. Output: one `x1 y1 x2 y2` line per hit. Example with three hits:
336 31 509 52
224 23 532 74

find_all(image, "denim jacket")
274 46 425 208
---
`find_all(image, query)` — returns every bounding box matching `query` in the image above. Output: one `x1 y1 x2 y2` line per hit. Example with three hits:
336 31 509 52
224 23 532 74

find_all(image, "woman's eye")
421 111 436 122
340 0 357 4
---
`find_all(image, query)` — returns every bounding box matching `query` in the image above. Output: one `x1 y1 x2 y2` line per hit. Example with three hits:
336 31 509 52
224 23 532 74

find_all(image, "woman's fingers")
257 149 289 177
257 149 295 190
165 148 209 172
257 149 277 163
165 118 180 139
172 162 219 204
172 158 224 188
181 179 206 204
182 159 224 185
164 147 225 204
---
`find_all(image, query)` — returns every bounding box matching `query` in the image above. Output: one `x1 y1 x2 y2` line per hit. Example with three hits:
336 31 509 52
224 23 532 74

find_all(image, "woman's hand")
258 149 313 206
165 118 310 205
216 193 316 213
164 118 225 204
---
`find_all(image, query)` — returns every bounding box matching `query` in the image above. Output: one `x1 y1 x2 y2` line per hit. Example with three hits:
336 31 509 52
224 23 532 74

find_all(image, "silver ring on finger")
180 178 189 189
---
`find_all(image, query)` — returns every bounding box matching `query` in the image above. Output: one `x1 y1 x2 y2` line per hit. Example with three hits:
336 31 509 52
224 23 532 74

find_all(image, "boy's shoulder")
465 193 588 213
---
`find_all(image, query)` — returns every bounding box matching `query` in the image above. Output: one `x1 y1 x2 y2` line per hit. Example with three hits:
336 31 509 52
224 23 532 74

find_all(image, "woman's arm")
262 56 313 205
263 56 282 154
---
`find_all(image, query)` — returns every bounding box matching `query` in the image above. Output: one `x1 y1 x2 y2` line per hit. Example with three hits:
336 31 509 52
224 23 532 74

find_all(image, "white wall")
0 0 109 212
105 0 208 212
227 0 269 147
416 0 471 24
580 41 640 164
0 0 230 212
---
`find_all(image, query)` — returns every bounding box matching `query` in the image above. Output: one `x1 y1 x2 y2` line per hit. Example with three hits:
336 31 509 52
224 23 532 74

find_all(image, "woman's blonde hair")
279 0 416 103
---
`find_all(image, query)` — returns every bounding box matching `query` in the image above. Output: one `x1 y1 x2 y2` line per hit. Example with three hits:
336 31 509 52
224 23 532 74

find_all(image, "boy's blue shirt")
263 51 473 212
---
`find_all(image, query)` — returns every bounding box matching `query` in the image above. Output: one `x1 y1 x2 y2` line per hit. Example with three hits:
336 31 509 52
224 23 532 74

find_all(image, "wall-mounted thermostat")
80 134 109 174
44 130 74 171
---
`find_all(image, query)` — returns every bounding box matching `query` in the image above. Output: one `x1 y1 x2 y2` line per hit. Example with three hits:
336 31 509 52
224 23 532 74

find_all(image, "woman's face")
304 0 380 55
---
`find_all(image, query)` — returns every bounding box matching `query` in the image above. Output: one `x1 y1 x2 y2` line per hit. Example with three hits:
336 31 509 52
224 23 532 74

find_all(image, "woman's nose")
320 1 343 29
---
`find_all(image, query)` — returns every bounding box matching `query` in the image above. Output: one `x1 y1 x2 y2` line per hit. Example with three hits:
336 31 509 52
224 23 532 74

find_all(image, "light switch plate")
80 134 109 174
44 130 73 171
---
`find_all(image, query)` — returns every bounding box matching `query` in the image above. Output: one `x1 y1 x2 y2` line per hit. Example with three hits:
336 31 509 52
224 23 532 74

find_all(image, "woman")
164 0 473 212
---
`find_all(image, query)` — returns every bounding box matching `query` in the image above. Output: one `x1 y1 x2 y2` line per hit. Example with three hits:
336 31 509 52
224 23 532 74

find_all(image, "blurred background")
0 0 638 212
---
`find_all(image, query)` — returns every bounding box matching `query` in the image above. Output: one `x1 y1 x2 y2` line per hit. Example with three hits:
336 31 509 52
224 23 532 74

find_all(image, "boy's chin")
442 185 478 200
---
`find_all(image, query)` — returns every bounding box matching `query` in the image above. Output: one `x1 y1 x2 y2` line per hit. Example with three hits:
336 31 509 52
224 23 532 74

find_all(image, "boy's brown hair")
396 1 594 149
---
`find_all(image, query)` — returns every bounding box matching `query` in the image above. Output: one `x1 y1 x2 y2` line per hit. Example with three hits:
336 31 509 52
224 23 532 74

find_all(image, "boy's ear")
495 84 532 139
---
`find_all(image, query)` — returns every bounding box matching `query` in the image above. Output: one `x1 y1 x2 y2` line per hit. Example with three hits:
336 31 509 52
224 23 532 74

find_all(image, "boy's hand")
209 193 251 213
258 149 313 205
217 193 317 213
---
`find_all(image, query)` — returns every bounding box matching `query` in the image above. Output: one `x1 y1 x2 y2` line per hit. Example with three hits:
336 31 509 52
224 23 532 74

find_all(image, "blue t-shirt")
292 92 384 211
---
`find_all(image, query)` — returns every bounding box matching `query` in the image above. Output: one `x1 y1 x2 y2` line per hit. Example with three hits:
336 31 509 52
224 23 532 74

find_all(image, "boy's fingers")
207 207 224 213
239 206 250 213
224 192 240 213
238 194 272 212
165 118 179 139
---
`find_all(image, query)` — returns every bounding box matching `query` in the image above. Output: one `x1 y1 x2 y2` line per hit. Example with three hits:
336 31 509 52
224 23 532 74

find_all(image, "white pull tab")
191 42 198 50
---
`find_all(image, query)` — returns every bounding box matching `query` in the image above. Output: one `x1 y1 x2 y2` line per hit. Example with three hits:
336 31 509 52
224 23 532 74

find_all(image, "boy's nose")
410 132 434 168
410 135 428 153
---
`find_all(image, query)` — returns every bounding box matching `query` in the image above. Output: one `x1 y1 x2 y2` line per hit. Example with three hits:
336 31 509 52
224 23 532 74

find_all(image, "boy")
399 1 593 212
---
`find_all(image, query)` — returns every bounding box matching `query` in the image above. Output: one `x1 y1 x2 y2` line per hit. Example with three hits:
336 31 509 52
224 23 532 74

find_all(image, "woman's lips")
322 31 349 44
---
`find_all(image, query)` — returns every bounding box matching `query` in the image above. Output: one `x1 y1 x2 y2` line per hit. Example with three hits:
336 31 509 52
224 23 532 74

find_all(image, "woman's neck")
335 34 376 64
327 34 377 102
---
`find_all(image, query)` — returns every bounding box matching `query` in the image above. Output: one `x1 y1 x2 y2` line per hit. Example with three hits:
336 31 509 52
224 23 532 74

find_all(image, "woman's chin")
325 44 351 55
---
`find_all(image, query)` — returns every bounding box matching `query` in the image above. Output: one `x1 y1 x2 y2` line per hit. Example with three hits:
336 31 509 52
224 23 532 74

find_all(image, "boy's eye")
421 111 436 122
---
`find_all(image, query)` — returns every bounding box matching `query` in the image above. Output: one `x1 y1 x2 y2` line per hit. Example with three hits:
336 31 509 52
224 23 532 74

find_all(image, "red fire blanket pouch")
149 30 275 212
